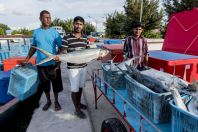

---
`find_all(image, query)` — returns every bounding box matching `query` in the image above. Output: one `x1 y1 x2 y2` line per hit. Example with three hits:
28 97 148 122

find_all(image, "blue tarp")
0 71 14 104
104 39 122 44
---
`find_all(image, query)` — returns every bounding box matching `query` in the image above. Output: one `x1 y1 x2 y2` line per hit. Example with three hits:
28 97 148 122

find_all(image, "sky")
0 0 125 31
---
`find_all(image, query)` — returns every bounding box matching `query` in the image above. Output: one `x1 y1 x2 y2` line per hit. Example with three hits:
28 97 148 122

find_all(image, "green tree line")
11 28 33 35
51 18 96 35
0 23 11 35
2 0 198 37
105 0 163 39
1 18 96 36
164 0 198 18
105 0 198 39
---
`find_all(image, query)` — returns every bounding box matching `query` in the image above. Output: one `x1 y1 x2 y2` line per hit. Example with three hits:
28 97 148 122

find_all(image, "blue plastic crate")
102 63 126 90
103 39 122 44
21 45 29 54
0 50 10 61
125 75 172 124
8 64 39 101
170 97 198 132
0 71 14 104
96 44 103 48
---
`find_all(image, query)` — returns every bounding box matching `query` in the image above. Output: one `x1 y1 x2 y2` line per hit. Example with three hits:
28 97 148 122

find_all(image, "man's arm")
23 30 36 65
58 46 68 54
144 38 149 66
85 37 90 49
24 46 36 63
122 38 128 60
54 35 68 62
144 54 149 66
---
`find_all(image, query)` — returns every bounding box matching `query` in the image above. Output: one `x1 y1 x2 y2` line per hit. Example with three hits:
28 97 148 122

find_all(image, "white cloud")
12 9 33 16
0 0 124 31
0 3 6 15
37 0 53 2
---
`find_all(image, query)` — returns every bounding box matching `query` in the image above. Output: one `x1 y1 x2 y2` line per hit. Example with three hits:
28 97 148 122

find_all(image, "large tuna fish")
187 97 198 116
124 64 189 93
32 46 109 65
125 64 189 111
170 87 188 111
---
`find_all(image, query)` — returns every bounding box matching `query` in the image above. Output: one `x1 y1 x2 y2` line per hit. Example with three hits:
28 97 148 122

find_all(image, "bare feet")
42 102 51 111
55 101 61 111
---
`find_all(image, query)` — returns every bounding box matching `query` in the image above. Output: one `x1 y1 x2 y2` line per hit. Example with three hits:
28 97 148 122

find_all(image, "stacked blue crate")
170 96 198 132
125 75 172 124
102 63 126 90
0 51 10 70
20 45 29 56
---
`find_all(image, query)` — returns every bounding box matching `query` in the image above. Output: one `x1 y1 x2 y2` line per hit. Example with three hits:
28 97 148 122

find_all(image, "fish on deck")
187 97 198 116
105 56 143 71
125 64 189 93
125 65 198 114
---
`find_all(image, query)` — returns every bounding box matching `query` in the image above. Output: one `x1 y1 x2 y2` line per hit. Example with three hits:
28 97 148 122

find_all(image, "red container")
88 37 95 43
102 44 123 62
148 51 198 82
162 8 198 55
148 9 198 83
3 57 36 71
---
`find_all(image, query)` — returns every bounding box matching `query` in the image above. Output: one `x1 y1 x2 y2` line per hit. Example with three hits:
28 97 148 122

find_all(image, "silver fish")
116 56 144 70
187 97 198 115
32 46 109 65
125 64 189 93
106 56 144 71
125 64 189 111
170 87 187 111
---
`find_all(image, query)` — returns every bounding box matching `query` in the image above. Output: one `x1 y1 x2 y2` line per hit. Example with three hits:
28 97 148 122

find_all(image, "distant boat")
51 26 66 38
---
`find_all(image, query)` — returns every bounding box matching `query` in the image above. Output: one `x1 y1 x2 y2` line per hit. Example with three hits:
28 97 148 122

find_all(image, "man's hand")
86 45 90 49
97 56 103 60
20 61 29 67
123 55 128 61
53 56 60 62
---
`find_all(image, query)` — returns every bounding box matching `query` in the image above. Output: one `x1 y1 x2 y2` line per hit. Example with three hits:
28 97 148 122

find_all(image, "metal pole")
140 0 143 22
95 20 97 32
7 40 10 51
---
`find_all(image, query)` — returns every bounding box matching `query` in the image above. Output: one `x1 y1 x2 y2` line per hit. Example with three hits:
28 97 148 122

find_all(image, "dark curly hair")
40 10 50 18
132 21 144 28
73 16 85 24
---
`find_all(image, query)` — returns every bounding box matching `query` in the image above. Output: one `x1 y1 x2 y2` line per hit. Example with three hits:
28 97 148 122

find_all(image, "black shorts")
37 64 63 93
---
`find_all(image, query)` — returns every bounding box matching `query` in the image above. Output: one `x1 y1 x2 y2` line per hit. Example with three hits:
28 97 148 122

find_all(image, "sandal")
42 102 51 111
74 111 86 119
80 103 87 110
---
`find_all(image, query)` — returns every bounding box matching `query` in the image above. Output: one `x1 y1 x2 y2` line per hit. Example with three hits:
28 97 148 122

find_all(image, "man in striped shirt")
61 16 89 119
123 21 148 70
